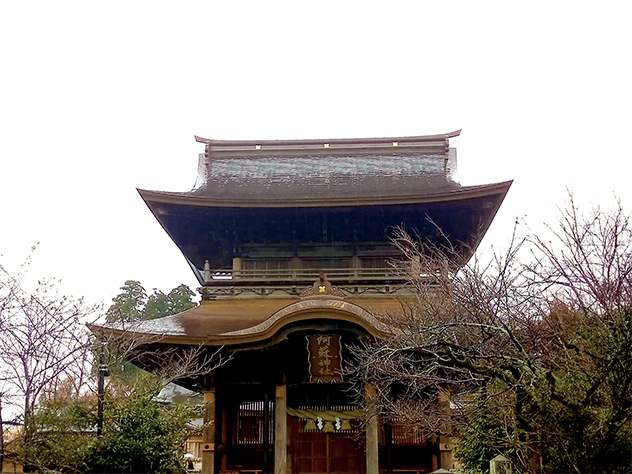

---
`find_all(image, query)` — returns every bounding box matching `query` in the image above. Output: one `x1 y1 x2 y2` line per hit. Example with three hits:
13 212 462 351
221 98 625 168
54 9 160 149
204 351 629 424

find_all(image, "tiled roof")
140 132 463 203
187 153 459 201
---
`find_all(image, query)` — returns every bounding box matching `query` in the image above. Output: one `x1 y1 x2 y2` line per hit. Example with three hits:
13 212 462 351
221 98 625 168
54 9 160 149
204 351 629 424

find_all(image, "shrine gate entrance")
296 432 363 474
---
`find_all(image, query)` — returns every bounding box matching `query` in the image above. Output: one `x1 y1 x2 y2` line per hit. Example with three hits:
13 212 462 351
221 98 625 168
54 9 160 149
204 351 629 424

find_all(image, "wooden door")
297 433 363 474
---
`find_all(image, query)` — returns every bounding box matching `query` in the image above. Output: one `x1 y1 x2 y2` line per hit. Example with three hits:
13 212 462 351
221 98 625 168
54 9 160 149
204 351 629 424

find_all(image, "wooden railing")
204 267 405 283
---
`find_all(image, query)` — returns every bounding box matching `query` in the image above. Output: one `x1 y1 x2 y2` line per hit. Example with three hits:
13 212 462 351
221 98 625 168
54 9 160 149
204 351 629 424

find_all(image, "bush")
85 394 198 473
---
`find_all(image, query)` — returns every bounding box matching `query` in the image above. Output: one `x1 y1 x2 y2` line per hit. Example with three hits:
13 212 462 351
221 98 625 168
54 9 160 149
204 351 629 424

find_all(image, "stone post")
490 454 512 474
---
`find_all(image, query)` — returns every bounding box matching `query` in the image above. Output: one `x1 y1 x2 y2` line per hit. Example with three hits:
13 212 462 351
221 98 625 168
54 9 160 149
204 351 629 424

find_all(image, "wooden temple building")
92 130 511 473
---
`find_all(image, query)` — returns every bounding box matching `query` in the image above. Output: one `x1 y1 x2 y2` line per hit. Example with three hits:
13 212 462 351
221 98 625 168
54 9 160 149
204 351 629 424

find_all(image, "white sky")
1 1 631 310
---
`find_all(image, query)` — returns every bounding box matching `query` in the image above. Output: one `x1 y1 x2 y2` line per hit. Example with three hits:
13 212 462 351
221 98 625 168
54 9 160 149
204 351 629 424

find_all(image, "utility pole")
96 345 108 437
0 394 4 470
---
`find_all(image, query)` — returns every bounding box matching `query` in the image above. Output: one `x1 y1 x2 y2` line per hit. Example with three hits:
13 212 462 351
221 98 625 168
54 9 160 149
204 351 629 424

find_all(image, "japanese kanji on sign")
306 334 343 383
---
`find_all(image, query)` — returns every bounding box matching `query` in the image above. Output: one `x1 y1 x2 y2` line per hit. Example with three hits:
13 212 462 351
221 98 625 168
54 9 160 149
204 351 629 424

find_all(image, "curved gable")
218 298 388 344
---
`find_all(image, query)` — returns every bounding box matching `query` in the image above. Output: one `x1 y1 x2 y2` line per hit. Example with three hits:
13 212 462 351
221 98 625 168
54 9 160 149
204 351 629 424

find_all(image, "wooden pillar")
351 255 361 278
202 388 216 474
439 435 453 470
438 390 453 470
431 452 438 472
366 384 379 474
220 405 228 471
275 384 288 474
232 257 242 280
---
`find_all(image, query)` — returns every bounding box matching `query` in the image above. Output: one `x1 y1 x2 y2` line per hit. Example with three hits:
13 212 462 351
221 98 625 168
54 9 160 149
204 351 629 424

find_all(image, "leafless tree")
0 255 97 466
0 255 228 471
349 196 632 474
85 322 229 453
89 322 229 396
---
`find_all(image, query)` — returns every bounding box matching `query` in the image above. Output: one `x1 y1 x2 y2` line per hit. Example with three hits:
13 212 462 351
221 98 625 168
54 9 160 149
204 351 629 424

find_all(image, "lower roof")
88 296 402 346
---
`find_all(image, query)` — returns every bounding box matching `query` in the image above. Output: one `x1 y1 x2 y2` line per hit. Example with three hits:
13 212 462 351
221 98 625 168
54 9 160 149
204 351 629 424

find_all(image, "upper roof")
140 130 465 206
137 131 512 272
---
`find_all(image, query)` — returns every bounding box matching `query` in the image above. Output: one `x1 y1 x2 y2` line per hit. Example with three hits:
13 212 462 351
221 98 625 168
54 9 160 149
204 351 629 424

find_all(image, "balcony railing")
203 267 406 284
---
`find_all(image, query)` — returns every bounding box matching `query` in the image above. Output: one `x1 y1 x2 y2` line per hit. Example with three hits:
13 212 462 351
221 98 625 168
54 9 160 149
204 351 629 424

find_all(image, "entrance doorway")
297 432 363 474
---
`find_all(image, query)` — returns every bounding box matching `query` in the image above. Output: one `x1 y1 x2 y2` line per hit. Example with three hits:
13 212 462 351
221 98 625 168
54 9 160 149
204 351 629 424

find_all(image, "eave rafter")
138 180 512 209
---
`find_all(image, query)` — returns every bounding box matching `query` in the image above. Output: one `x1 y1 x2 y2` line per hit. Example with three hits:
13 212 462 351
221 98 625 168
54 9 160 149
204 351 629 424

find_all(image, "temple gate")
92 131 511 473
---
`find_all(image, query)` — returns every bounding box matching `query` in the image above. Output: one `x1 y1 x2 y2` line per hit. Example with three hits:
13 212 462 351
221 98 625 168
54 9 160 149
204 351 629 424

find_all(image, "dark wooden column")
263 390 270 473
385 419 393 473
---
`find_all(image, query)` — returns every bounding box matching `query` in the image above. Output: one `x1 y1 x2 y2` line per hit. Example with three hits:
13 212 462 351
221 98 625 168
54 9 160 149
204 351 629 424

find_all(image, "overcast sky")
1 1 631 311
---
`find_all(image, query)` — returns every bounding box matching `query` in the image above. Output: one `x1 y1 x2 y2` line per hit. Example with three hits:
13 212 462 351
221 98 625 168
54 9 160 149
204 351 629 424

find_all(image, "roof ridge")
194 131 461 160
194 130 461 146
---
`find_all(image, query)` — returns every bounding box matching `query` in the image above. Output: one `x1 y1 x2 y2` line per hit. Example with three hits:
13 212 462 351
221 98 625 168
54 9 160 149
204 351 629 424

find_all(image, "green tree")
85 393 198 473
105 280 196 323
90 280 217 473
105 280 148 323
102 280 197 382
145 284 196 320
27 384 97 473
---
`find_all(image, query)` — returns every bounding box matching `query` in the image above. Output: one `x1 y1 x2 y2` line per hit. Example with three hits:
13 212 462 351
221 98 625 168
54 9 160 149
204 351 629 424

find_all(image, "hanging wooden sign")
307 334 343 383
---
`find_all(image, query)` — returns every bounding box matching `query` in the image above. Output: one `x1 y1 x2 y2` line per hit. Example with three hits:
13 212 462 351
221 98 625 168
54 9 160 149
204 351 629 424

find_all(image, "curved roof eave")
138 180 513 209
86 298 391 347
217 298 389 343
